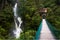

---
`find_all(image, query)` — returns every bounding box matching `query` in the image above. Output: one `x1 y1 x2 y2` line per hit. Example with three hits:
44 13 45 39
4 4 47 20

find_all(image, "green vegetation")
0 0 60 40
0 0 14 39
19 0 41 40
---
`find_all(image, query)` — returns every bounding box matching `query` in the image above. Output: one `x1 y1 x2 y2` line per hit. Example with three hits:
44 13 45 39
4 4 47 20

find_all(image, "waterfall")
13 3 22 38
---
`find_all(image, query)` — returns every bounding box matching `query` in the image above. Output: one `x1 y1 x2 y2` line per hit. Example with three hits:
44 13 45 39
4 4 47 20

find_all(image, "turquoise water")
35 21 42 40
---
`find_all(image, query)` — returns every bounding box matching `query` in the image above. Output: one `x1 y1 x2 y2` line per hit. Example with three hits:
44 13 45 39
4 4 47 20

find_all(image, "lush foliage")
0 0 14 39
0 0 60 40
19 0 60 39
18 0 41 39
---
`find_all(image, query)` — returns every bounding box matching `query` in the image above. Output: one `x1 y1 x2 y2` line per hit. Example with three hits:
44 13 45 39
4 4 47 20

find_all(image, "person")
42 13 46 19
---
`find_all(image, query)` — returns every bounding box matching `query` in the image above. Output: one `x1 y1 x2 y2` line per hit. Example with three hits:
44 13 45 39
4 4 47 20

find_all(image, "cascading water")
13 3 22 38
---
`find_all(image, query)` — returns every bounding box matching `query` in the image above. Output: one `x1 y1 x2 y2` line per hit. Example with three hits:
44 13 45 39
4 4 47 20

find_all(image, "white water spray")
13 3 22 38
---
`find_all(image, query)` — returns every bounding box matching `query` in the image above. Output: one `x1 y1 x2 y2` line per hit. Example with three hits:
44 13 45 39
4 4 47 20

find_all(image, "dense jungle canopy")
0 0 60 40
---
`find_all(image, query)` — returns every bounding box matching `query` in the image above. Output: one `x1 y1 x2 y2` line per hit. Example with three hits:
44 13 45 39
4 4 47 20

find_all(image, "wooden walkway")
39 19 56 40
